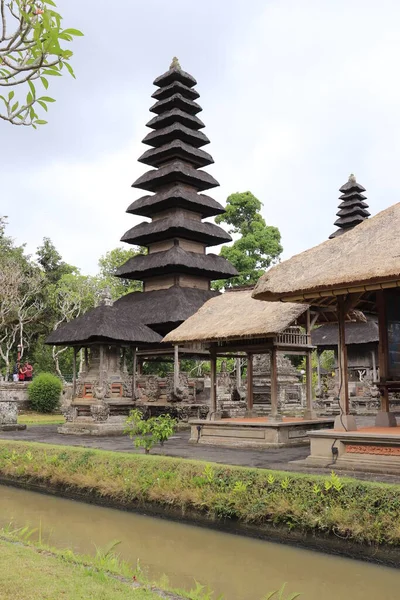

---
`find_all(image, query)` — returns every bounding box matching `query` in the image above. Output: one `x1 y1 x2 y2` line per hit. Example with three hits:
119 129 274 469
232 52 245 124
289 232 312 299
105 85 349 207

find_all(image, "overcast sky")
2 0 400 274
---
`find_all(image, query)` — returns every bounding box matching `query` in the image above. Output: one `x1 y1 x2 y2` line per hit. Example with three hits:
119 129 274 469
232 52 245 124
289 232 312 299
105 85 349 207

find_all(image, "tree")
36 237 76 283
97 246 143 300
214 191 283 289
0 0 83 127
47 273 99 377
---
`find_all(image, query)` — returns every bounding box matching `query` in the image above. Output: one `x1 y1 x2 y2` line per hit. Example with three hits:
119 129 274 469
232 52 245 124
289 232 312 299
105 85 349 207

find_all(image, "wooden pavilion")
253 199 400 472
164 289 334 448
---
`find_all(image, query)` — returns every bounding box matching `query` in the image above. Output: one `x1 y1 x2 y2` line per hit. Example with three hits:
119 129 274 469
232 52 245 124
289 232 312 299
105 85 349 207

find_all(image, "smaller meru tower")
329 174 370 239
115 58 237 336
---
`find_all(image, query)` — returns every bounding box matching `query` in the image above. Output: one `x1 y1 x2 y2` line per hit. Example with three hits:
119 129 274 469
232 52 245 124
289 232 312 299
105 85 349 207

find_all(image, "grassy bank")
18 412 65 425
0 533 170 600
0 440 399 548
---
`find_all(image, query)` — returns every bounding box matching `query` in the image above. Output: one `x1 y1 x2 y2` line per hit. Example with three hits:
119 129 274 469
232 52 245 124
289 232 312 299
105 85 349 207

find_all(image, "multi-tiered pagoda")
114 59 237 335
329 174 370 239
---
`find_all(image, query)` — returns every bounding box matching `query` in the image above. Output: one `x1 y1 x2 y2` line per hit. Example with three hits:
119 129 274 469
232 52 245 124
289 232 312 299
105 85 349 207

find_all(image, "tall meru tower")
114 59 237 336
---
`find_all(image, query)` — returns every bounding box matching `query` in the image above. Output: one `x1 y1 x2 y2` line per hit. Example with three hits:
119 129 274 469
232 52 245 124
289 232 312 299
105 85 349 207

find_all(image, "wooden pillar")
335 296 357 430
209 351 217 420
236 357 242 389
99 344 105 388
371 350 377 383
376 290 396 426
316 350 322 389
72 347 78 399
246 353 254 415
84 347 89 370
132 347 137 400
304 308 317 420
270 346 281 421
174 345 179 394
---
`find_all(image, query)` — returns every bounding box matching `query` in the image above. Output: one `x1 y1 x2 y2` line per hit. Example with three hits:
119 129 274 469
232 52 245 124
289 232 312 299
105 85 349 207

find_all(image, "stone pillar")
270 347 282 422
334 296 357 431
245 353 254 416
376 291 396 427
209 351 217 420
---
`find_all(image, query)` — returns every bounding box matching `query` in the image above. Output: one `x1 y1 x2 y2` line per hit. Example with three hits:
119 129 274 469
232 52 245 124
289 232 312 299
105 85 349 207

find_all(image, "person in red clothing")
24 362 33 381
18 364 26 381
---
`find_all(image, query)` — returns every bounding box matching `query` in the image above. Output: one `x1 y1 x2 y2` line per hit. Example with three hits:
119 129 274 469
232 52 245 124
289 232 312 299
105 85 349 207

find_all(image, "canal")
0 485 399 599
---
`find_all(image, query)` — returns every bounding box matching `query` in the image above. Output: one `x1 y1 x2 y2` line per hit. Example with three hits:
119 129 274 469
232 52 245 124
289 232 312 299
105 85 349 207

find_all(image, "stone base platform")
58 421 127 436
296 426 400 474
189 417 335 448
0 424 26 431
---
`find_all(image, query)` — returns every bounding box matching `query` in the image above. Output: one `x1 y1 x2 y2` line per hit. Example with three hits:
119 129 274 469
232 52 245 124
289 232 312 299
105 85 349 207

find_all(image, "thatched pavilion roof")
253 202 400 305
163 290 308 344
46 304 162 347
311 320 379 349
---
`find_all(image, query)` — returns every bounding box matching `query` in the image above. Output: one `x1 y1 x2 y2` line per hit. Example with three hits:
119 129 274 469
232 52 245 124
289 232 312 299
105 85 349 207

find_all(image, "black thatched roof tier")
142 123 210 149
46 304 162 346
138 140 213 169
146 109 205 131
132 161 219 193
153 65 197 89
311 320 379 349
114 286 220 336
115 245 238 280
126 185 225 218
329 175 370 239
150 94 202 116
121 214 232 247
152 81 199 102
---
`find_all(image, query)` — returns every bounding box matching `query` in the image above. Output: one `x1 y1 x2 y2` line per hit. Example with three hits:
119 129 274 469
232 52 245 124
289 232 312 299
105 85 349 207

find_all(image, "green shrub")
125 409 177 454
27 373 62 413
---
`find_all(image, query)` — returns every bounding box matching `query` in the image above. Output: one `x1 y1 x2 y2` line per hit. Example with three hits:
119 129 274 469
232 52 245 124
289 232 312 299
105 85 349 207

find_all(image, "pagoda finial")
99 287 113 307
348 173 356 183
170 56 181 70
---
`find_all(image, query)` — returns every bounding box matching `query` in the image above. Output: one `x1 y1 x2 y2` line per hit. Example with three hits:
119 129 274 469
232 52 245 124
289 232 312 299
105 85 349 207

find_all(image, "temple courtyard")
2 416 400 485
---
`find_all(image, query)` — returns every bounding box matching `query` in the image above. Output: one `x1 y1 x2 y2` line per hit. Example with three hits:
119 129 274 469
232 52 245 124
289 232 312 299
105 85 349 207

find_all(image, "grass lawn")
0 538 167 600
18 412 65 425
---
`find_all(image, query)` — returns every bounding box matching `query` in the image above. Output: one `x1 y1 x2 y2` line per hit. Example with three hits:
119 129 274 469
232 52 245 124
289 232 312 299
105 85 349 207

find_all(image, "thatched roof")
151 80 200 102
253 202 400 304
146 109 205 132
150 94 202 116
142 123 210 149
163 290 309 344
139 140 213 169
121 214 232 247
153 66 197 89
46 304 162 347
132 160 219 193
126 186 224 218
115 246 238 280
311 320 379 348
115 286 220 336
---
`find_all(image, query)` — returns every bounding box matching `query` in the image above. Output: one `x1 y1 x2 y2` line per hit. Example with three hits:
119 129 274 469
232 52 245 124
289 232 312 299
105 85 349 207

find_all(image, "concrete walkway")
0 419 399 484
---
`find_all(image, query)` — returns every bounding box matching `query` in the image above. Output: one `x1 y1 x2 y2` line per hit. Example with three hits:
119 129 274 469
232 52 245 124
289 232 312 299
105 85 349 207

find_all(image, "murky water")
0 485 399 599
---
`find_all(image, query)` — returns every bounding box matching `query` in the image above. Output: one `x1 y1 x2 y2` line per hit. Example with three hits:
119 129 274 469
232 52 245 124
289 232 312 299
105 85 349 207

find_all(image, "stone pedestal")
0 400 26 431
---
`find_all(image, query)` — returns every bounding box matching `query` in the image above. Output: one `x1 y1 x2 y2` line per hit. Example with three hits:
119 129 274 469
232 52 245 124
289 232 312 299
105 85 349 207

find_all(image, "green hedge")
0 440 399 546
27 373 62 413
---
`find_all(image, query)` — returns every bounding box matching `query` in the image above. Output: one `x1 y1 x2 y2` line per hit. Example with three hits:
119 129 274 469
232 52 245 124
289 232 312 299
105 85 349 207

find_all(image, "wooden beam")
246 353 254 414
337 296 349 415
132 347 137 400
377 290 389 412
270 347 280 420
174 345 179 395
72 347 78 399
210 351 217 419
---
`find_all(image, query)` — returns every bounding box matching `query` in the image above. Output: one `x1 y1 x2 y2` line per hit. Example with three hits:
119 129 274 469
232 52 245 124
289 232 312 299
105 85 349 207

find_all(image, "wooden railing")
275 327 310 347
